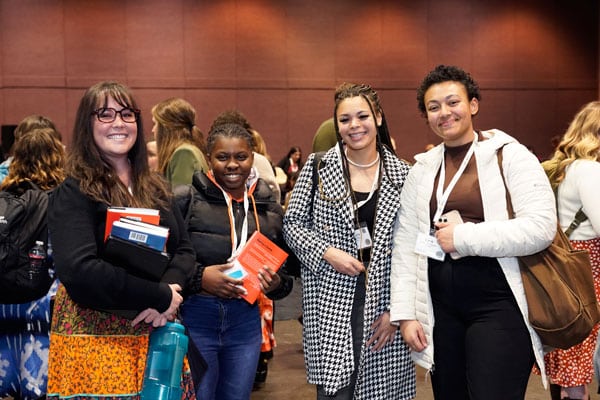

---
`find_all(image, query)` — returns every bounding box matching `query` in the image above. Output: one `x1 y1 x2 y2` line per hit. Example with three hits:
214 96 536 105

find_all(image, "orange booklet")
225 231 289 304
104 207 161 241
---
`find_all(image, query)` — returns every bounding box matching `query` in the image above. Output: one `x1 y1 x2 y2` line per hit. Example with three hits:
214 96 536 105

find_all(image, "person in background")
245 127 283 388
277 146 303 180
0 115 62 183
250 128 281 202
390 64 556 400
0 127 65 400
174 122 292 400
277 146 303 204
146 139 158 172
539 101 600 400
152 97 208 186
46 81 196 399
250 127 272 164
282 170 299 210
311 117 336 153
283 82 415 399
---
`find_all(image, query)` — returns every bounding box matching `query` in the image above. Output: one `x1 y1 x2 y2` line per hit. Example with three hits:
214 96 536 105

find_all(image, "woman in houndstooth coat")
283 83 416 400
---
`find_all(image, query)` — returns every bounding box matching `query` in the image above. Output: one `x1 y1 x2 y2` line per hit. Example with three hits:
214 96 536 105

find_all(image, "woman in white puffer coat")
390 65 556 400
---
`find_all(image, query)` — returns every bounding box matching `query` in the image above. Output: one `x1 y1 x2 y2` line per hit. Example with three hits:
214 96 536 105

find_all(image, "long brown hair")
67 81 169 208
0 128 65 191
152 97 206 176
13 114 62 142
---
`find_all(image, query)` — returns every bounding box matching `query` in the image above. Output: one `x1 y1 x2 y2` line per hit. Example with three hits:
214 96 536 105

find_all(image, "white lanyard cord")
220 187 250 261
432 131 478 223
351 162 381 211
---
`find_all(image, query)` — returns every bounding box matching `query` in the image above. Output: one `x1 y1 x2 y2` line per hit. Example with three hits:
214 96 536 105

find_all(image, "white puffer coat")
390 129 556 388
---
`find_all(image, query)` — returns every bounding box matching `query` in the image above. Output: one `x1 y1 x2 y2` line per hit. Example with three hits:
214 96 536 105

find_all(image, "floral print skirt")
46 284 195 399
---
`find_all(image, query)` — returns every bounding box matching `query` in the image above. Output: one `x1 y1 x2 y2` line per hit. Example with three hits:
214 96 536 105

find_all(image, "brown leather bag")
498 147 599 349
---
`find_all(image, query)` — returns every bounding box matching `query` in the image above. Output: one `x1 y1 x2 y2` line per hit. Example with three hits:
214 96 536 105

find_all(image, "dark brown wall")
0 0 597 162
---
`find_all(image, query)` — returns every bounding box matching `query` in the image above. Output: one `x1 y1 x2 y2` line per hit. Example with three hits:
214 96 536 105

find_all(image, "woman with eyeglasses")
283 83 415 399
46 81 196 399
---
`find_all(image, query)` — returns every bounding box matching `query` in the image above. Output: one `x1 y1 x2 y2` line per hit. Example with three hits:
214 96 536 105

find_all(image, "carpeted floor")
274 276 302 321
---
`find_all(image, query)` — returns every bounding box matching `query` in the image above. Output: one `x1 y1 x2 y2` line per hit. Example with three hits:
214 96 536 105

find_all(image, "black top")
48 177 196 314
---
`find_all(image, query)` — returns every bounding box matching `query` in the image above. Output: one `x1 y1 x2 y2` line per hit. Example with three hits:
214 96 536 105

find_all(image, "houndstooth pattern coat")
283 146 416 399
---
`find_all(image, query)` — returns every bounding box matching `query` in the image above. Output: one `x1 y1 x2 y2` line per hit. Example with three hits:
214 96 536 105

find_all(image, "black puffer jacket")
174 171 293 301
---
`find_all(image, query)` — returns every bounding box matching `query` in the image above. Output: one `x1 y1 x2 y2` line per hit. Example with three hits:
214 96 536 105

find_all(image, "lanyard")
220 187 250 260
208 171 260 261
432 131 478 224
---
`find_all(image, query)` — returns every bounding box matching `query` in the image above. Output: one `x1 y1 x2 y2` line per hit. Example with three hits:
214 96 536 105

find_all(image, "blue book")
110 218 169 252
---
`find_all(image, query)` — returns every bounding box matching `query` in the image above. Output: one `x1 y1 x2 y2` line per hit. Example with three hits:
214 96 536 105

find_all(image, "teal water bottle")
140 321 189 400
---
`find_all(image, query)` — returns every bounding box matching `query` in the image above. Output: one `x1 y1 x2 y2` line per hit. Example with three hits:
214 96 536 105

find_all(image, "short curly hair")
416 65 481 117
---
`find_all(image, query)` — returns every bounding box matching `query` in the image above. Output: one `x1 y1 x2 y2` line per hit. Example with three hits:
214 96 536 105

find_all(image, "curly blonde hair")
544 101 600 190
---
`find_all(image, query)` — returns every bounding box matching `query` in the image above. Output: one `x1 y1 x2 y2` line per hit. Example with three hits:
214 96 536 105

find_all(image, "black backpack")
0 182 51 304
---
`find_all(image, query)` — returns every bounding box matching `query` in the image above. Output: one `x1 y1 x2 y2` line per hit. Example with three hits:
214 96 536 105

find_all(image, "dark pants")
428 256 534 400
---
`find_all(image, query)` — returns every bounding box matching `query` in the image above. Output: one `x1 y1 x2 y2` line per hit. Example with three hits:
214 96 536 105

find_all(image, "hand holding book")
223 231 288 304
256 267 281 294
199 264 246 298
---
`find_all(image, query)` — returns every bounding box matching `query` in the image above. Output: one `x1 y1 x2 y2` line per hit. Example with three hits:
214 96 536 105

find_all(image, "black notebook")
103 235 170 281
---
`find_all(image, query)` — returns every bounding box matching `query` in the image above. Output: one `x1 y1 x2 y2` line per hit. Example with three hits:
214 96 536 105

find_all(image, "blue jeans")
181 294 261 400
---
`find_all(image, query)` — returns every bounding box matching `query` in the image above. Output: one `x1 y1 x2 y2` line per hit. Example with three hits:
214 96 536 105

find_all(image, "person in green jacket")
152 97 209 186
311 117 336 153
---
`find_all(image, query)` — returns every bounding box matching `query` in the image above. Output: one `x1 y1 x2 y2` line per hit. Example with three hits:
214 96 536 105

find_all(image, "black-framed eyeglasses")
92 107 140 123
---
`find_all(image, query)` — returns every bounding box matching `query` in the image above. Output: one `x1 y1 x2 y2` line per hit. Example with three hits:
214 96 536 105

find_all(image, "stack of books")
104 207 161 240
111 218 169 252
103 207 170 281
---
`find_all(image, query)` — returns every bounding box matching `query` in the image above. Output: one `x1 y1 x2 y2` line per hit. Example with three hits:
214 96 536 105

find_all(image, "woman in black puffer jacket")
174 123 293 400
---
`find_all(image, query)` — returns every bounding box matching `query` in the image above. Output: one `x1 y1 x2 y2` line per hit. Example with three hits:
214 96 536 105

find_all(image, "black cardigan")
48 177 196 314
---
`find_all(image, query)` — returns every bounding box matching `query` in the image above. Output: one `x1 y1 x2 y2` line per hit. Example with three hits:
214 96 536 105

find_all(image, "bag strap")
309 151 326 211
564 208 588 238
497 146 514 218
497 147 584 238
